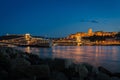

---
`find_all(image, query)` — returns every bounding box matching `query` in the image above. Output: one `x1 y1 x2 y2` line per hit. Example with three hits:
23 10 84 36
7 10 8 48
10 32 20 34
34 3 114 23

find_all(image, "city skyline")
1 0 120 37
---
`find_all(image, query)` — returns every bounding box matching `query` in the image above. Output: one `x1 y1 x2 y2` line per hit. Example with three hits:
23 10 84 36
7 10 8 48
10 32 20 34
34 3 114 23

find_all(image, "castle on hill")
67 28 117 39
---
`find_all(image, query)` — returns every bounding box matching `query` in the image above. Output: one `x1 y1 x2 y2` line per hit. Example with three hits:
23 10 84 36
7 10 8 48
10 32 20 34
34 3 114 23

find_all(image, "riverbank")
0 47 120 80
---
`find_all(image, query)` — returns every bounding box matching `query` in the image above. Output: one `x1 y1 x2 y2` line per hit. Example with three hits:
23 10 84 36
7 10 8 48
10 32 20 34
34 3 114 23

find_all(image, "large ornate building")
67 28 117 40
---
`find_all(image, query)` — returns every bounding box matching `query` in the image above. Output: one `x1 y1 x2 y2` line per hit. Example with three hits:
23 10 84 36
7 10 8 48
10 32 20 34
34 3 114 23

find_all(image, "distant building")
87 28 93 36
67 28 118 40
94 31 117 36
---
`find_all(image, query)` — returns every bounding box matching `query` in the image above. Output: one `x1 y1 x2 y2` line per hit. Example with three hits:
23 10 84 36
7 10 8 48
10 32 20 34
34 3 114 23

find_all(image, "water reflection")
25 46 30 53
52 46 120 72
17 46 120 72
17 47 40 55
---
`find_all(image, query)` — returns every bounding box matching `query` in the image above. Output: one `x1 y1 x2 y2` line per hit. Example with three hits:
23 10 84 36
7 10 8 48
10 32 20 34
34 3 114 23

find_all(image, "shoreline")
0 46 120 80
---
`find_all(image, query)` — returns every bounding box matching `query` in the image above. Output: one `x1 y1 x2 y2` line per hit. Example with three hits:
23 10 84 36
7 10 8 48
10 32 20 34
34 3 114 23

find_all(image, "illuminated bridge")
0 34 51 47
53 36 82 46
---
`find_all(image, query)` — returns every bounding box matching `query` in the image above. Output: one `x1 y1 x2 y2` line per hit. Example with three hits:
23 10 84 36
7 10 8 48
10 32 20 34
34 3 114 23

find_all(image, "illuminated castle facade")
68 28 117 39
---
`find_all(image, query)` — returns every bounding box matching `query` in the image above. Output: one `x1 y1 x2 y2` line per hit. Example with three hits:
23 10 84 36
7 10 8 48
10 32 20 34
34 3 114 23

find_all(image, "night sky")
1 0 120 37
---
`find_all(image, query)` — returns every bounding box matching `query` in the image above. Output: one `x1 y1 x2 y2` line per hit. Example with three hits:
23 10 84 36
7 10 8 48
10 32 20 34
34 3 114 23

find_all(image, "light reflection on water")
17 46 120 72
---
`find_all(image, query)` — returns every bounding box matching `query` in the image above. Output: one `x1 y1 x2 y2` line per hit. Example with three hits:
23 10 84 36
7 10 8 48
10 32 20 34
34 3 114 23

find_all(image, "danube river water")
17 46 120 73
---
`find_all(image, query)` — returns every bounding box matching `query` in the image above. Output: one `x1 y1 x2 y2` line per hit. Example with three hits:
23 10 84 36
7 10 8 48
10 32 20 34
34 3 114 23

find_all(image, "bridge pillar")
76 36 82 46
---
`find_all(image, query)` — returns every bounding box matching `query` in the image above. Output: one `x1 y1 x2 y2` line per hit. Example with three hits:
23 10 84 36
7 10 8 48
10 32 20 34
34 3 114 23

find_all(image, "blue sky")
0 0 120 37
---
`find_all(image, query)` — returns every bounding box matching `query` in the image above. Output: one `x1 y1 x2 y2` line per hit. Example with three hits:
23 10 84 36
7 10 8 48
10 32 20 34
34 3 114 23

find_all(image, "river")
17 46 120 73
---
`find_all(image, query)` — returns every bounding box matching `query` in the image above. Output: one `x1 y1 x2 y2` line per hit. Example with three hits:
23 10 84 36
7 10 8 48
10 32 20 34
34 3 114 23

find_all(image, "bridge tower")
25 33 31 44
76 35 82 46
25 33 31 41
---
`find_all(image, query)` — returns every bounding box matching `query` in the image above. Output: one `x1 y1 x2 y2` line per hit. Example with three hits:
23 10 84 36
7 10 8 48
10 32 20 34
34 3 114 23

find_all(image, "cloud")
90 20 99 23
80 20 99 23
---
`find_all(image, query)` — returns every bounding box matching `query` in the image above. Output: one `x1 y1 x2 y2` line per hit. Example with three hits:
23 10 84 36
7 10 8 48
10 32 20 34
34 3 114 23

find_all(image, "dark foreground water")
17 46 120 73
